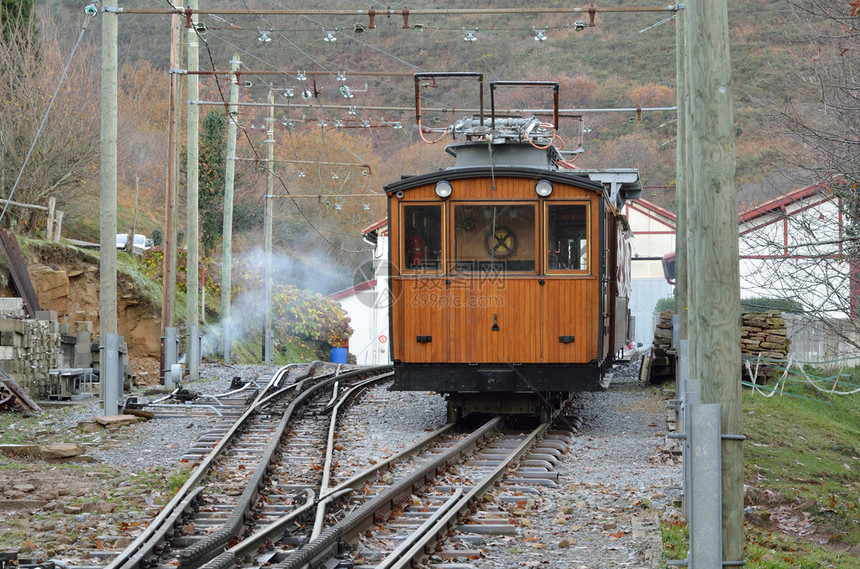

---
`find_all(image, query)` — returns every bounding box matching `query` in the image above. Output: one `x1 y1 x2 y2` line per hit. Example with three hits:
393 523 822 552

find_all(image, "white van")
116 233 152 254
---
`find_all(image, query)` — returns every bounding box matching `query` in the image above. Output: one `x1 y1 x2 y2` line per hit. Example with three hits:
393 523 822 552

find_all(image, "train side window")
453 204 536 272
547 204 589 272
402 205 443 271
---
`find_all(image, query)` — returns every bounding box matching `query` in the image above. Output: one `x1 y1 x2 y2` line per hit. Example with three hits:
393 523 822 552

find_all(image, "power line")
111 6 686 19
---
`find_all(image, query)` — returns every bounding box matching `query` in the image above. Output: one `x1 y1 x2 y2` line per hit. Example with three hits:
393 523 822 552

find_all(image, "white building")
738 179 853 318
329 219 392 365
622 199 677 344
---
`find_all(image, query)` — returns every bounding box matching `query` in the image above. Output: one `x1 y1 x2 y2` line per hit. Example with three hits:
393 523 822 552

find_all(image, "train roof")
384 142 642 209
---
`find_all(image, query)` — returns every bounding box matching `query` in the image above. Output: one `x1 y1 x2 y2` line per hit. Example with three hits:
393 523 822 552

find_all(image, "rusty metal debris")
0 368 42 413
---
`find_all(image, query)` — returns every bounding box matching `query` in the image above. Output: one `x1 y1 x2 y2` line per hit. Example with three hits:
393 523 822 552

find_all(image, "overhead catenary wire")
111 6 687 17
138 1 682 253
188 15 378 254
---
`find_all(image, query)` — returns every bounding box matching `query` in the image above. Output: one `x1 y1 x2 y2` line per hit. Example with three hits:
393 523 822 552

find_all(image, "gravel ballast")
0 358 680 568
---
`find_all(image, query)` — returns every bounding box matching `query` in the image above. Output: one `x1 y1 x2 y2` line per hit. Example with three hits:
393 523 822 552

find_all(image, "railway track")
105 363 393 569
197 412 575 569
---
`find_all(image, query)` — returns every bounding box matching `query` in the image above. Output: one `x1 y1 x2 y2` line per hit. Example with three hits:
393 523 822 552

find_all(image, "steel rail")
177 366 393 569
107 363 300 569
274 416 505 569
383 421 551 568
200 419 459 569
109 362 350 569
177 371 337 569
312 372 394 538
199 490 316 569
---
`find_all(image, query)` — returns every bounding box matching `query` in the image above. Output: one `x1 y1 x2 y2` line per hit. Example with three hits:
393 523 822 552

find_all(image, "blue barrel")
330 347 348 364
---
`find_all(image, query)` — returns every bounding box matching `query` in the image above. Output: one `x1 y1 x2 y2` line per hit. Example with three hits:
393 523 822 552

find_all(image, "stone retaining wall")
0 298 94 399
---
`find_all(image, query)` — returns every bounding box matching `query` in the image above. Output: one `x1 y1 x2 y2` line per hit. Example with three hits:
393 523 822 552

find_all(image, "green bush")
654 296 675 312
740 297 803 313
271 285 352 347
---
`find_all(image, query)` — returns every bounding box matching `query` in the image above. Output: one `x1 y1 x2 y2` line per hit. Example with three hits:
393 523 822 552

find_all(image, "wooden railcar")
385 76 640 419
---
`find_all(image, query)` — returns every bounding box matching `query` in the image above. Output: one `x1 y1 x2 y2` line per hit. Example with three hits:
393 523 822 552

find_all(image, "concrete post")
186 0 200 380
101 333 122 416
262 90 275 365
99 5 118 336
47 197 55 241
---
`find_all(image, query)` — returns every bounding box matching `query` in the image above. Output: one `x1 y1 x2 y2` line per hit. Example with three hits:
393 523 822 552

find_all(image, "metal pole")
686 0 743 561
163 326 179 384
100 5 118 337
263 90 275 365
189 324 201 381
689 403 723 569
186 0 200 380
682 376 699 519
222 54 241 364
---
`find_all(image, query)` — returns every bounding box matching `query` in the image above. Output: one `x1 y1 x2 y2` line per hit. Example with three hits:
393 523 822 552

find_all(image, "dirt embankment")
4 243 162 384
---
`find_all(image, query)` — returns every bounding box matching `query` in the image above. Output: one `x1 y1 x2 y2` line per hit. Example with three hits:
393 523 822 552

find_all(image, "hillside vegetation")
16 0 808 291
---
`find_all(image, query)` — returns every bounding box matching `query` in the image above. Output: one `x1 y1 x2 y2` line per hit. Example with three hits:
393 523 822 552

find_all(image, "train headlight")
435 180 453 199
535 179 553 197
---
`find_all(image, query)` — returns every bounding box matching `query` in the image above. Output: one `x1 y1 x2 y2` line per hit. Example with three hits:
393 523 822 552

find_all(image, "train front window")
402 205 443 271
547 204 589 272
453 204 536 272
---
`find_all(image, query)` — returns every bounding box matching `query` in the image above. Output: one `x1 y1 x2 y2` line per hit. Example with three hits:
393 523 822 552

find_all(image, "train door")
541 201 600 363
447 203 542 364
394 203 447 363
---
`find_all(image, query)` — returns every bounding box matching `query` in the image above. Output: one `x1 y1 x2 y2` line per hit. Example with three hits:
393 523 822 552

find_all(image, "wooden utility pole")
186 0 200 379
262 90 275 365
221 54 241 363
161 12 179 335
674 7 688 340
684 0 743 563
100 5 118 337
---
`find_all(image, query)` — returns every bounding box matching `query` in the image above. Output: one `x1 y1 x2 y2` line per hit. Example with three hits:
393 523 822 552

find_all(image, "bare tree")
741 2 860 352
0 18 100 230
755 2 860 187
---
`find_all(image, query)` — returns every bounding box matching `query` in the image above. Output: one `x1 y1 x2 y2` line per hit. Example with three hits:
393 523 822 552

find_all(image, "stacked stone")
653 310 674 350
649 309 790 384
741 310 790 383
0 307 93 399
647 310 676 384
